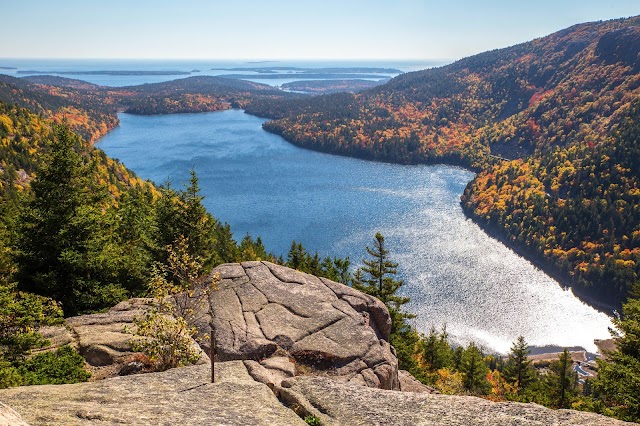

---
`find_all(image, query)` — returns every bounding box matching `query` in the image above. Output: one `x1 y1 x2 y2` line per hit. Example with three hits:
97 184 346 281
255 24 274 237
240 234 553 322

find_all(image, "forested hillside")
0 101 143 199
0 75 297 143
0 96 280 310
245 16 640 306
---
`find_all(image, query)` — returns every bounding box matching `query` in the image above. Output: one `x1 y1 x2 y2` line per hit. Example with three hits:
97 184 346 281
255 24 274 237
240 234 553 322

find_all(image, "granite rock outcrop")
208 261 398 389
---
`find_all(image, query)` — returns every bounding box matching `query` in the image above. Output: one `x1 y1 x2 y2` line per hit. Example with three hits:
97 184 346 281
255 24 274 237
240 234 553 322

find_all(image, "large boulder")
66 298 150 370
209 261 398 390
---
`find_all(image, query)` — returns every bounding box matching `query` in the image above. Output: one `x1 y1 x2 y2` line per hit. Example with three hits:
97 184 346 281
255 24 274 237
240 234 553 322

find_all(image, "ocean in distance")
98 109 614 354
0 58 443 86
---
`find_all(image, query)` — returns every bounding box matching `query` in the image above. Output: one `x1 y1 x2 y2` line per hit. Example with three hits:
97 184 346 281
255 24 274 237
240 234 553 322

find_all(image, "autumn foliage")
246 16 640 305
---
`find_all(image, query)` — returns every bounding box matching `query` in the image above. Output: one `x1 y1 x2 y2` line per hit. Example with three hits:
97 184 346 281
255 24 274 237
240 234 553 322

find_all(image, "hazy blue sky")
2 0 639 60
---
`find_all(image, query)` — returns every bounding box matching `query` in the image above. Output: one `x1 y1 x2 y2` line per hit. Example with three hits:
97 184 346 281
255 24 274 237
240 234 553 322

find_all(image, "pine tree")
503 336 536 394
353 233 418 373
16 125 126 315
420 325 453 372
155 170 218 274
546 348 578 408
286 241 307 270
113 185 158 295
594 293 640 421
459 342 490 394
332 257 352 284
178 169 218 272
353 232 414 330
238 234 268 261
213 222 239 263
352 268 365 288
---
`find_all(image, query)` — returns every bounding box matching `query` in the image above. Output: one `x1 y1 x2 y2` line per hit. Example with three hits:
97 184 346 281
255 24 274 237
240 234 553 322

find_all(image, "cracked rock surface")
0 362 305 426
279 376 635 426
209 261 399 390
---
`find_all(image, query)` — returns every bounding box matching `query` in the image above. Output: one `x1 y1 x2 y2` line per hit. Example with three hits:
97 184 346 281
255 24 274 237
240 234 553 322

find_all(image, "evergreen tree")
113 185 158 295
419 325 453 373
546 348 578 408
594 293 640 421
155 170 219 275
460 342 490 394
238 234 268 261
503 336 536 394
331 257 352 284
286 241 306 270
352 233 418 373
16 125 126 315
154 181 181 260
352 268 365 288
452 345 464 370
307 252 320 275
319 256 352 284
178 169 218 271
213 222 239 263
353 232 414 330
0 218 13 286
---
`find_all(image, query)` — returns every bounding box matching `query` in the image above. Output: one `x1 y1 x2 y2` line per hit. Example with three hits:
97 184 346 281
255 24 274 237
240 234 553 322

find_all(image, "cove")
97 109 613 354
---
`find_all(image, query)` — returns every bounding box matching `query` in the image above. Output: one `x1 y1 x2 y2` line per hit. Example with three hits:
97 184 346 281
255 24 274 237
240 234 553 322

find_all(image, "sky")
1 0 639 60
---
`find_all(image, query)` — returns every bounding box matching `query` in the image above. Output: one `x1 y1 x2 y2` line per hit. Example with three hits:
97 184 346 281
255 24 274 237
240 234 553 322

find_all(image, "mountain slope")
245 16 640 305
0 100 143 197
0 75 298 143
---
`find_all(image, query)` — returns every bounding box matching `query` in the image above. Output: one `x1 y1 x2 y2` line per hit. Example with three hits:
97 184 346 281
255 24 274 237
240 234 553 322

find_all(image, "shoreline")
96 108 615 355
460 203 619 315
96 107 617 319
254 111 618 316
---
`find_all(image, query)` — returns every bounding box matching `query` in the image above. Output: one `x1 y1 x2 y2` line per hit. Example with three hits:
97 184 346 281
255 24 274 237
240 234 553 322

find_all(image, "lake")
98 109 614 354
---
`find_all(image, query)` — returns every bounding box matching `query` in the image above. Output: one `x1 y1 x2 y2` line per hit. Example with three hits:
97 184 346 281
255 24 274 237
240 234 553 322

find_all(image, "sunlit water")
98 109 614 354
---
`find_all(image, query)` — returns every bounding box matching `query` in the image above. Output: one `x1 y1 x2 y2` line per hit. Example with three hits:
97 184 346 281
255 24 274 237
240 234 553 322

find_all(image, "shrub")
17 345 91 385
127 236 219 371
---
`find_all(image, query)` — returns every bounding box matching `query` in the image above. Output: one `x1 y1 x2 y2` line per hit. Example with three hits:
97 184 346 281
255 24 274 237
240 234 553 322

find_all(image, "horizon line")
0 57 451 62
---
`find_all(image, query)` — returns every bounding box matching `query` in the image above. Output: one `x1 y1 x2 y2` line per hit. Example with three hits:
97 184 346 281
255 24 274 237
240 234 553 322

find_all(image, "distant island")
17 70 191 76
212 66 403 74
220 73 392 80
281 78 389 94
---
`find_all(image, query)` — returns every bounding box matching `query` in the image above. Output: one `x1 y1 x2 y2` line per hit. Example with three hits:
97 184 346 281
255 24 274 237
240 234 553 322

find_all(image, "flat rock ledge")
279 375 635 426
0 362 305 426
209 261 398 390
0 402 29 426
0 362 631 426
